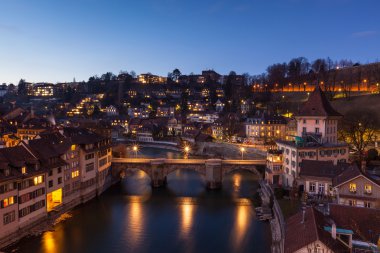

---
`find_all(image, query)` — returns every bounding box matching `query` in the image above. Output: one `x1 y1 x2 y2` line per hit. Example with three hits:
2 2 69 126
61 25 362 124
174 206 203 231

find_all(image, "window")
349 183 356 193
33 176 44 185
85 153 95 160
318 183 325 194
302 127 306 133
49 170 53 176
303 119 306 124
58 177 62 184
58 167 62 174
99 158 107 167
365 184 372 194
71 170 80 178
309 182 316 192
364 202 371 208
21 166 27 174
316 119 319 124
3 211 15 225
1 196 15 208
315 128 319 134
49 180 53 188
348 200 357 206
71 144 76 151
85 163 94 172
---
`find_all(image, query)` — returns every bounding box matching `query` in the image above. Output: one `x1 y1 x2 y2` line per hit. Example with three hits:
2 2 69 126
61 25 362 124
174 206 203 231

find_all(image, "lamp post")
240 147 245 160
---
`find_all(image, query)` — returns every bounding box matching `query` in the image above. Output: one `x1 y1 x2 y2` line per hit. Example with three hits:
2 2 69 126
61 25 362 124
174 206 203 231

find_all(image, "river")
7 147 271 253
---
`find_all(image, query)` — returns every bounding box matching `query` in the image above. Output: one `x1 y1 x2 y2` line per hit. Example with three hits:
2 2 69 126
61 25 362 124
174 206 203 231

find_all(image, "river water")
8 147 271 253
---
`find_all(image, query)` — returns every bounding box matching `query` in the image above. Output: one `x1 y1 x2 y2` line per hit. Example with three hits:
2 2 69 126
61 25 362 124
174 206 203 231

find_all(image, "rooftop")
297 86 342 117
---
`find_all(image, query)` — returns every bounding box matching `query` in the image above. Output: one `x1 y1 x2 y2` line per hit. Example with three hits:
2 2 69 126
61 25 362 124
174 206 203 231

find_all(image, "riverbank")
260 181 285 253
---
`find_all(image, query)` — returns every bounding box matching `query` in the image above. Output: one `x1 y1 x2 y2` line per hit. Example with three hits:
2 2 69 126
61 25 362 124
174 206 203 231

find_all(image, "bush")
367 148 379 161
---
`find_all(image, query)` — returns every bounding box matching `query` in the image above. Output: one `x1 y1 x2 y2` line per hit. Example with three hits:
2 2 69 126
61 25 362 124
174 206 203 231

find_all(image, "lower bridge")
112 158 266 189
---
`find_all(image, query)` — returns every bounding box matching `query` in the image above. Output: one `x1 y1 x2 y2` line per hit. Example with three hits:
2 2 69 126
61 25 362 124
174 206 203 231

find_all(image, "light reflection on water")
124 196 144 252
43 232 57 253
9 166 270 253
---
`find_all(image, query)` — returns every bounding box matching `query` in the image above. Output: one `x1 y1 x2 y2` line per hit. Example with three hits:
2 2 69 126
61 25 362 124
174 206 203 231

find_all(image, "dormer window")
21 166 27 174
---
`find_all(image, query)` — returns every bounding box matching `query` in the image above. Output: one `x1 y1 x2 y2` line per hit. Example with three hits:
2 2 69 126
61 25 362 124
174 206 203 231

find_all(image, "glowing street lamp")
184 146 190 159
132 145 138 158
240 147 245 160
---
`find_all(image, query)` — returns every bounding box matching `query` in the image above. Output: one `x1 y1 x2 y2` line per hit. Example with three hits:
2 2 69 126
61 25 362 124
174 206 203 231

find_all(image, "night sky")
1 0 379 84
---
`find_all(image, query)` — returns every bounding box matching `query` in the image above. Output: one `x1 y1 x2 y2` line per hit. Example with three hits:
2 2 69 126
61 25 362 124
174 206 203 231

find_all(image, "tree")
101 72 116 82
267 63 287 89
130 71 137 78
339 108 379 166
172 68 181 82
17 79 27 96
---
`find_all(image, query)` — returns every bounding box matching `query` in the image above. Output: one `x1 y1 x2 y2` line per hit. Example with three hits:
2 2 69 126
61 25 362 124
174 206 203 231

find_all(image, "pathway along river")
8 147 271 253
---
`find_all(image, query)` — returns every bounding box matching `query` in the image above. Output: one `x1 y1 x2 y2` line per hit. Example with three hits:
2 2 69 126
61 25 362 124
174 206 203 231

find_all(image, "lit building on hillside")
266 86 349 187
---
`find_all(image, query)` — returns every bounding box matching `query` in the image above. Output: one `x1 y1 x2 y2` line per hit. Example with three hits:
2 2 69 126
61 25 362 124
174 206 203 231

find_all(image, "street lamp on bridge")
240 147 245 160
184 146 190 159
132 145 139 158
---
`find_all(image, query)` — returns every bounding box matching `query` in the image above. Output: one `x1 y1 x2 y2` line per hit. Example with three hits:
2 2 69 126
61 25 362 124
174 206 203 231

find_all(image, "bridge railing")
112 158 266 165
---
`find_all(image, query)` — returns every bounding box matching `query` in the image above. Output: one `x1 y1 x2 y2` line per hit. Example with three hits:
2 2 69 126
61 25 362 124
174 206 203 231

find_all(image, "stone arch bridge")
112 158 266 189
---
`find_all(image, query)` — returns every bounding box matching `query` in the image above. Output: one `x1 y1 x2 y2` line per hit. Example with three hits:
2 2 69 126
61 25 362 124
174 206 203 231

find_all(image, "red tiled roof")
329 204 380 243
333 165 380 187
298 86 342 117
285 207 348 253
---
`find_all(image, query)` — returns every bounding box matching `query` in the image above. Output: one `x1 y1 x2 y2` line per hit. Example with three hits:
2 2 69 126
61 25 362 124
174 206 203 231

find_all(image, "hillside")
331 94 380 121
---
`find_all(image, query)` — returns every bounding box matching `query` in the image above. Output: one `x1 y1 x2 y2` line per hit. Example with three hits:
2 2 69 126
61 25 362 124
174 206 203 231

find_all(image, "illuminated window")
21 166 27 174
71 145 76 151
2 196 14 208
349 183 356 193
34 175 43 185
365 184 372 194
3 198 8 207
71 170 80 178
8 196 14 205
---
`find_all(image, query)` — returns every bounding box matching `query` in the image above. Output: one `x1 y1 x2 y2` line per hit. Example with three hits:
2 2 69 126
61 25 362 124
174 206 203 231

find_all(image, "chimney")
301 207 306 223
332 223 337 240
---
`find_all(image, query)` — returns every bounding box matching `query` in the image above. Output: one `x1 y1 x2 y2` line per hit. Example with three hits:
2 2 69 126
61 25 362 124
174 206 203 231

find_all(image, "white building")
267 86 349 187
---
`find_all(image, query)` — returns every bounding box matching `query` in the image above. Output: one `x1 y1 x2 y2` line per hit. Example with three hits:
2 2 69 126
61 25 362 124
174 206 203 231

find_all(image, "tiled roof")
285 207 348 253
300 160 349 179
298 86 342 117
329 204 380 243
332 164 362 187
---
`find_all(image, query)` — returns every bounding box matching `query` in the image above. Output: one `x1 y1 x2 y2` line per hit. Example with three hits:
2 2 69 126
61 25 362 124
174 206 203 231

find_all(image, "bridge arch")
121 165 153 181
222 165 261 178
164 165 206 177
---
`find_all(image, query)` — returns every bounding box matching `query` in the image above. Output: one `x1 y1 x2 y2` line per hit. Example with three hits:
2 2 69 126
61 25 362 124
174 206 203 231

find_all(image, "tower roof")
298 86 341 117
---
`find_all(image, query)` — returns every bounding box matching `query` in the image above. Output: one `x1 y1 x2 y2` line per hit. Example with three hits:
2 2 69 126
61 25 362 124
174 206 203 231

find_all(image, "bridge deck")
112 158 266 165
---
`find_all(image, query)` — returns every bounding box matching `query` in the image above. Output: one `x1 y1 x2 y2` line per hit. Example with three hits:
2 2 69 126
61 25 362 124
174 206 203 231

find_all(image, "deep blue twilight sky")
0 0 380 84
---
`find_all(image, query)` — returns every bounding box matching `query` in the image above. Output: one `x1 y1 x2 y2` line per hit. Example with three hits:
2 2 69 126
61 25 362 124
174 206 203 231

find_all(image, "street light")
184 146 190 159
240 147 245 160
132 145 138 158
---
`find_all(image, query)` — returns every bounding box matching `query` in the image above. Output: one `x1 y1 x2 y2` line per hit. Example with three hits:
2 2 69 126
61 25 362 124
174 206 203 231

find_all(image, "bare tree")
339 108 380 165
